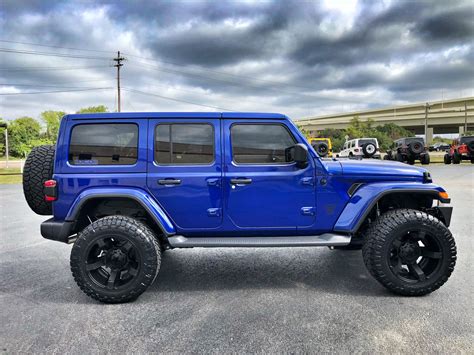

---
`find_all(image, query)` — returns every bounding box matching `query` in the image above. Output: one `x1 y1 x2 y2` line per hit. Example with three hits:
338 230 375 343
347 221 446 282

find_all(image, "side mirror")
293 143 309 168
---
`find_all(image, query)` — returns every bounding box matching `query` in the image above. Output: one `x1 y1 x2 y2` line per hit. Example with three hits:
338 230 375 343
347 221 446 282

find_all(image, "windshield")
460 136 474 144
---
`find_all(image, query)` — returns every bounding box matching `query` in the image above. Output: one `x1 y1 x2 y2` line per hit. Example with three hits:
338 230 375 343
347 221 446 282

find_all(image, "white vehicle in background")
338 138 380 159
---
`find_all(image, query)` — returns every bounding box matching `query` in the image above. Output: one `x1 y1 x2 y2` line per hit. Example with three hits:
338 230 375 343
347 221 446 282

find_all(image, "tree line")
0 105 107 158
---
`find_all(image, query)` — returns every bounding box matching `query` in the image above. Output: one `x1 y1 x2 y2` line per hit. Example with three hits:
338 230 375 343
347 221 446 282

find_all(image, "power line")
0 39 115 53
127 60 362 104
0 48 110 60
0 79 114 87
0 87 113 96
124 54 362 104
123 88 234 111
0 65 112 72
0 82 113 89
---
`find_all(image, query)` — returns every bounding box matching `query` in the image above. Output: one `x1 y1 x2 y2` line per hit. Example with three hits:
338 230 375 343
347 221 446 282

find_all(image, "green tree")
0 118 6 156
41 110 66 142
76 105 108 114
8 117 41 157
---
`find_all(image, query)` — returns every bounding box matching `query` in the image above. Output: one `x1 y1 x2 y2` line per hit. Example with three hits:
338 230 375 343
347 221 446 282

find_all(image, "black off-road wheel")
70 216 161 303
22 145 55 215
452 152 461 164
420 154 430 165
362 209 456 296
444 153 451 164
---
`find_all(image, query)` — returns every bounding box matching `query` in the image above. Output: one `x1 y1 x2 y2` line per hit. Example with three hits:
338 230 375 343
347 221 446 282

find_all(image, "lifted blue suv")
23 112 456 303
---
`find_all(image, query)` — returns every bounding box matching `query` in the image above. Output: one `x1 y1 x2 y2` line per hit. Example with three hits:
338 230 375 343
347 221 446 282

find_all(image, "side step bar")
167 234 351 248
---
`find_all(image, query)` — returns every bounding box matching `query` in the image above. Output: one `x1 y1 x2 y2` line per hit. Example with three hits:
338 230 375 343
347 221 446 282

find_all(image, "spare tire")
409 141 424 154
23 145 55 215
313 142 329 157
362 143 376 158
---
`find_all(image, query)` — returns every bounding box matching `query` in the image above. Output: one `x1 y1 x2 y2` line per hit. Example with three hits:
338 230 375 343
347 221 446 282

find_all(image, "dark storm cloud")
0 0 473 120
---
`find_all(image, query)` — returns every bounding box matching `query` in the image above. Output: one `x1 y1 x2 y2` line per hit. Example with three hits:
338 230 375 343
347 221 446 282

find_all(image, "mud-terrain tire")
444 153 451 164
396 152 405 162
452 152 461 164
22 145 55 215
362 143 376 158
362 209 456 296
70 216 161 303
383 154 390 160
421 154 430 165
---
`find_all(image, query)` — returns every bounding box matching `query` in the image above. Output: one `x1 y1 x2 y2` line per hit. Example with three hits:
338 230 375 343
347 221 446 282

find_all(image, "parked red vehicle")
444 136 474 164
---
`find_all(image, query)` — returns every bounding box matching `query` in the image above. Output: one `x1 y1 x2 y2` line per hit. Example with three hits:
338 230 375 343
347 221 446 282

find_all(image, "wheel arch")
334 184 450 234
66 188 176 237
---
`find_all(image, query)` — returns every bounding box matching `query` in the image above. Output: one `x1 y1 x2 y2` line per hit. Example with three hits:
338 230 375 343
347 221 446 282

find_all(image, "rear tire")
421 154 430 165
70 216 161 303
453 152 461 164
362 209 456 296
444 154 451 165
22 145 55 215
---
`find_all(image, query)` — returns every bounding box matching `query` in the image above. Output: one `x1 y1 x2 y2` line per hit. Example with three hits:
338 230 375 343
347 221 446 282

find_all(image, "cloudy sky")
1 0 473 121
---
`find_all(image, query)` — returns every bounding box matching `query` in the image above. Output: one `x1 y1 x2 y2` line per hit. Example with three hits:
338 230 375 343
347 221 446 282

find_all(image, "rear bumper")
40 218 74 243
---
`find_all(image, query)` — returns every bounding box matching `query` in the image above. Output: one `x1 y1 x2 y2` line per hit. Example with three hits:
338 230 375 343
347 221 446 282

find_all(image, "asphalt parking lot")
1 165 473 353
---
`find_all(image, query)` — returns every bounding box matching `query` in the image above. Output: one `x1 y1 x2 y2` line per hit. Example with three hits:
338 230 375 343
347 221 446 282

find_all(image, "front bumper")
427 206 453 227
41 218 75 243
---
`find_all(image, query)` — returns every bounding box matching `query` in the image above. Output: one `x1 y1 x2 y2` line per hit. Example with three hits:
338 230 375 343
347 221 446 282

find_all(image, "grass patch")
0 167 22 184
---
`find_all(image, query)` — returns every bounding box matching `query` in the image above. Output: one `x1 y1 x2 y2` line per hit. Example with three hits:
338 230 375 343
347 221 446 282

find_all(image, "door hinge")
301 177 314 186
301 207 316 216
207 208 221 217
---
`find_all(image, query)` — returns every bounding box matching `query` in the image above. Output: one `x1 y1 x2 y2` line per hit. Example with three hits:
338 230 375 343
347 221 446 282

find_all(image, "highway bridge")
296 97 473 143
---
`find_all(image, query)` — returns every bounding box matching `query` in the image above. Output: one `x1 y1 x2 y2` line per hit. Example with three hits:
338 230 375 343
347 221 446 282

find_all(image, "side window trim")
154 122 215 166
230 122 297 166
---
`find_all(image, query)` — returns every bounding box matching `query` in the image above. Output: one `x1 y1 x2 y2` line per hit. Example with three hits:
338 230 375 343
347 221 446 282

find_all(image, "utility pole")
424 102 429 144
465 101 468 134
0 123 8 168
113 51 125 112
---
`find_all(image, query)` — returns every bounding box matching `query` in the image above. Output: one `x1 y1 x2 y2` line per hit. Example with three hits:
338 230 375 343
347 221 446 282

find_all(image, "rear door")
147 118 223 231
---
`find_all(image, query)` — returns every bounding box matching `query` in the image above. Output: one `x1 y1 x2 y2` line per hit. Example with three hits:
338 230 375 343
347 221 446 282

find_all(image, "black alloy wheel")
388 230 443 284
84 236 141 291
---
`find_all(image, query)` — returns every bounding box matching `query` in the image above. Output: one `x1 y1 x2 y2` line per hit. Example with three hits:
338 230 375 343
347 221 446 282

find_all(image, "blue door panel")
222 120 316 231
146 118 223 231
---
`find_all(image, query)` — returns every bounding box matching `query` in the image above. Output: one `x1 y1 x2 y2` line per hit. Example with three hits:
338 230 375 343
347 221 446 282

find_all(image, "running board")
167 234 351 248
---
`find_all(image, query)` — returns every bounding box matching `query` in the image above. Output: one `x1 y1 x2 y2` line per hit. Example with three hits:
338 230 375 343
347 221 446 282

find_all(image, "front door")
147 118 222 231
223 120 316 232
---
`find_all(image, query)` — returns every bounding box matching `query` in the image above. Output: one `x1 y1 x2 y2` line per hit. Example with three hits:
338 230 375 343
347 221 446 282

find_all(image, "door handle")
230 178 252 185
158 179 181 185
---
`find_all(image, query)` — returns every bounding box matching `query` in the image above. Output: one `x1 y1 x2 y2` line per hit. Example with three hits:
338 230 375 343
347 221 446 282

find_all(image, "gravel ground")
0 165 473 353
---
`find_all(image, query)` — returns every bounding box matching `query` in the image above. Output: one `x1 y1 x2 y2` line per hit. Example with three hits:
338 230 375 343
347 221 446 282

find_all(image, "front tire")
70 216 161 303
444 153 451 164
362 209 456 296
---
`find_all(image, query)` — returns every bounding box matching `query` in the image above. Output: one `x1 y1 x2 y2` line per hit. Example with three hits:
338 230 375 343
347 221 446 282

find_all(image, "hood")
323 159 427 180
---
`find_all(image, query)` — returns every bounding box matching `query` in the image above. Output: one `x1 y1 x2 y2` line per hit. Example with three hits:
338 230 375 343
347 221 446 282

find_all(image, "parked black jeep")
384 137 430 165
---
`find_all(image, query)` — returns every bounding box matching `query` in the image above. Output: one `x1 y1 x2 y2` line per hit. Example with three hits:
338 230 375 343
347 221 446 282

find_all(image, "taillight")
44 179 57 202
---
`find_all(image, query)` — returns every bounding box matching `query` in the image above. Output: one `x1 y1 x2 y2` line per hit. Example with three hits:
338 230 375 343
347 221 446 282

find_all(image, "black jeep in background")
384 137 430 165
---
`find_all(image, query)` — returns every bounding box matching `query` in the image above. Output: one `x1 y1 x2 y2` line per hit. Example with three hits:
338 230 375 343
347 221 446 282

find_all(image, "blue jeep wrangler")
22 112 456 303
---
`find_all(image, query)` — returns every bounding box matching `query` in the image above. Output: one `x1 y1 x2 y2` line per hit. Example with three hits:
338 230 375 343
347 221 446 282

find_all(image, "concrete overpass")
296 97 474 143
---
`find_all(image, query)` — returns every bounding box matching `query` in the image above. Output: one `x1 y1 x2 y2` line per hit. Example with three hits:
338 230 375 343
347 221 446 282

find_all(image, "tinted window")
231 124 296 164
69 124 138 165
155 124 214 164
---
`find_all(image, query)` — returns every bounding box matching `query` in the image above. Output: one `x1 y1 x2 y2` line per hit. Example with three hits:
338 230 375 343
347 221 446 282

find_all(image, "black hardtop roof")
67 112 289 120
